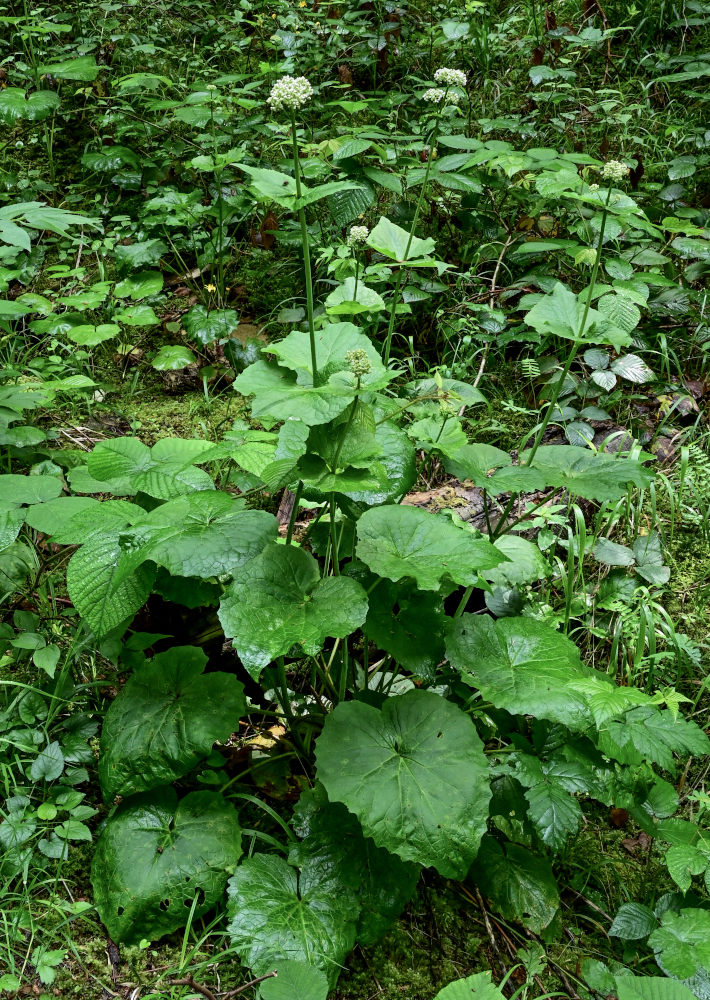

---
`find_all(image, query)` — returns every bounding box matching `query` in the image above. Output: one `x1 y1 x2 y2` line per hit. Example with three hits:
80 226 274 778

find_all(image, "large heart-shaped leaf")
234 361 355 426
291 784 420 946
218 544 368 677
446 615 593 729
649 909 710 981
356 505 506 591
99 646 245 799
226 853 358 988
260 961 328 1000
366 216 436 264
127 493 277 578
268 323 394 392
67 534 156 638
615 978 698 1000
0 474 62 506
184 305 239 346
434 973 506 1000
86 437 215 500
38 55 100 81
92 789 241 944
0 89 60 123
524 281 631 350
315 689 491 878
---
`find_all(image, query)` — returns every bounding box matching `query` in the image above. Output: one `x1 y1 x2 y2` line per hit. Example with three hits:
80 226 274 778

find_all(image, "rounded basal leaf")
226 854 358 988
260 961 328 1000
152 345 196 370
315 690 491 878
66 323 120 346
356 505 506 591
218 543 368 678
269 323 393 392
184 305 239 346
522 446 653 502
485 536 550 588
99 646 246 799
325 278 386 315
130 493 277 578
0 88 60 123
115 304 161 327
81 145 140 171
615 978 698 1000
472 836 560 934
91 789 241 944
114 270 164 299
234 360 354 426
446 615 592 729
67 535 156 638
291 784 420 946
337 419 416 515
38 55 101 81
0 474 62 506
434 972 506 1000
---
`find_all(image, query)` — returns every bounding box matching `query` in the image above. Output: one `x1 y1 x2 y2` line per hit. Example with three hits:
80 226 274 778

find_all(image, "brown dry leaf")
622 832 652 854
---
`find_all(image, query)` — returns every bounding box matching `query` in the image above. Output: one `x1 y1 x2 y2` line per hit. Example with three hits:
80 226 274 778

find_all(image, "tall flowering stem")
268 75 318 380
382 68 466 367
289 110 318 381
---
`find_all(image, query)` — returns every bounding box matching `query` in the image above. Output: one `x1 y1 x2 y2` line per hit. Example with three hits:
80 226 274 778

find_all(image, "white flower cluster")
267 75 313 112
588 183 600 191
345 348 372 378
601 159 630 182
434 67 468 88
422 87 446 104
347 225 369 247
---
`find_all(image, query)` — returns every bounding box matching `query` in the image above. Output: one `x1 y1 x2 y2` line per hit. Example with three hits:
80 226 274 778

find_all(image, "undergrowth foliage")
1 1 710 998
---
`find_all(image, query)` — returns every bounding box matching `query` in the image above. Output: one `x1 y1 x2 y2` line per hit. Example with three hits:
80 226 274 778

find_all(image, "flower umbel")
345 348 372 378
347 225 369 247
433 67 468 88
422 87 446 104
601 159 630 183
267 75 313 112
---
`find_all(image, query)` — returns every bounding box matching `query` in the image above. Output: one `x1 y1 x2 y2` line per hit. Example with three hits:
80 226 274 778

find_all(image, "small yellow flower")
205 283 217 293
299 1 306 6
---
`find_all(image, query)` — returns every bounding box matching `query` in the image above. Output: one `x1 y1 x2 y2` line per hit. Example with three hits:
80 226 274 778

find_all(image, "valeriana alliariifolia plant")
268 74 318 378
381 68 467 365
347 224 369 299
522 158 631 468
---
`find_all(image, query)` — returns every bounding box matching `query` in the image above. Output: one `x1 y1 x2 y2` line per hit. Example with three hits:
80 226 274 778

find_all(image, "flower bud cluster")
601 159 630 182
347 225 369 247
267 75 313 112
433 67 468 88
345 348 372 378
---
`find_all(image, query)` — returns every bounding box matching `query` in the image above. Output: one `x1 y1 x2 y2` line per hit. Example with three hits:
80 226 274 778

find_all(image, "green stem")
353 256 360 300
290 110 318 381
524 185 613 468
275 657 309 759
285 480 303 545
382 118 441 366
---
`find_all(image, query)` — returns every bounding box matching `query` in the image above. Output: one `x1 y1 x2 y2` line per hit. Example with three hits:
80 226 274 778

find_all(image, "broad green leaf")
597 706 710 771
99 646 246 799
30 741 64 781
25 497 141 544
39 55 100 80
666 845 708 893
445 444 546 497
472 836 560 933
291 784 420 946
610 903 659 941
325 277 386 315
593 537 635 566
66 534 156 637
226 853 358 988
66 323 120 346
522 446 653 502
649 909 710 981
524 282 631 350
434 972 506 1000
356 505 506 591
446 615 592 728
0 508 25 549
327 184 375 226
152 345 196 370
0 474 62 506
115 304 161 327
92 789 241 944
405 377 486 410
269 322 393 392
597 293 641 335
86 437 215 500
260 961 328 1000
294 180 367 212
184 305 238 346
0 88 60 122
337 418 416 514
234 360 354 426
128 493 276 579
82 146 140 171
114 270 164 300
367 216 436 263
219 543 368 677
315 690 491 878
238 165 298 206
408 415 468 458
611 354 655 383
360 573 445 679
58 281 111 310
486 536 550 587
615 977 698 1000
33 644 60 678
